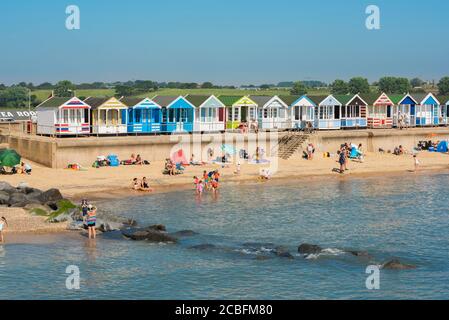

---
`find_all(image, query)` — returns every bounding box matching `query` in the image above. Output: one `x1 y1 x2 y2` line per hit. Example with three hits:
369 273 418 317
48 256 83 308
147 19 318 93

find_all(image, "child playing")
0 217 8 243
414 154 420 172
211 179 219 193
196 180 204 195
234 161 241 175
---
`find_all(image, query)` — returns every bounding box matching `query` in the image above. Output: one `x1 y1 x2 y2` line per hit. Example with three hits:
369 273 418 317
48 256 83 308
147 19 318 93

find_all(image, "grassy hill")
31 87 331 102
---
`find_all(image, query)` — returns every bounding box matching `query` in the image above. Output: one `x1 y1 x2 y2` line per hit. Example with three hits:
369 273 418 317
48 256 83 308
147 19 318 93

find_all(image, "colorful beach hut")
153 96 195 133
36 96 91 135
218 96 258 130
334 94 368 129
394 94 418 127
415 93 441 126
84 97 128 134
250 95 289 130
364 93 394 128
281 95 314 130
310 95 341 130
185 95 225 132
121 97 162 133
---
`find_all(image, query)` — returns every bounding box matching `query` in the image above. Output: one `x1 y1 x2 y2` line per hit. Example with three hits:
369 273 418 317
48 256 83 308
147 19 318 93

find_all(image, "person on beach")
132 178 140 190
202 170 210 189
306 143 315 160
0 217 8 243
234 161 241 175
140 177 154 192
196 180 204 195
86 205 97 239
135 154 143 165
414 154 420 172
211 179 219 193
21 162 32 175
358 143 364 162
338 148 346 174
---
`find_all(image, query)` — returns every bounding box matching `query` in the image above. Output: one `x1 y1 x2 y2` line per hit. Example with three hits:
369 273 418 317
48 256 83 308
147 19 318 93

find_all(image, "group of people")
132 177 154 192
194 170 221 194
1 162 32 175
122 153 149 166
80 200 97 239
336 143 364 174
397 111 411 130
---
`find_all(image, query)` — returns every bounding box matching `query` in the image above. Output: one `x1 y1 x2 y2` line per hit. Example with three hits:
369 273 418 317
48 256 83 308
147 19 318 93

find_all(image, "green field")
31 87 331 102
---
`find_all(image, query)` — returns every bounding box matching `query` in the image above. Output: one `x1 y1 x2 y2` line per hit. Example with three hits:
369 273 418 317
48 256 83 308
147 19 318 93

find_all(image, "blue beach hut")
153 96 196 133
416 93 441 126
121 97 162 133
395 94 418 127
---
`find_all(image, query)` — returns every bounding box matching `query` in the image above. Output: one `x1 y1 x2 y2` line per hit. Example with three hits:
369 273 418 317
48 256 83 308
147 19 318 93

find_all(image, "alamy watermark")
365 265 380 290
365 5 380 30
65 265 80 290
66 5 80 30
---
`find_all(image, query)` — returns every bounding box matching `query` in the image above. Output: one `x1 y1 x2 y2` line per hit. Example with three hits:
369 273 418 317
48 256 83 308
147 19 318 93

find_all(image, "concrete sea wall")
3 128 449 168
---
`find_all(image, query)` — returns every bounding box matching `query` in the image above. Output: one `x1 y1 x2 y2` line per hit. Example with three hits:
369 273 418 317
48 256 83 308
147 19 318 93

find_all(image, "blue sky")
0 0 448 85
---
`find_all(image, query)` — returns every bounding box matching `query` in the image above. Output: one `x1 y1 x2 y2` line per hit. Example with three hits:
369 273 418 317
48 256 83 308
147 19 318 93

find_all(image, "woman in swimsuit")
86 205 97 239
140 177 154 192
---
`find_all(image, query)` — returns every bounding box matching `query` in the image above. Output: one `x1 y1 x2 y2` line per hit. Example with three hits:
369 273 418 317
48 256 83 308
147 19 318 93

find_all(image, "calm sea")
1 173 449 299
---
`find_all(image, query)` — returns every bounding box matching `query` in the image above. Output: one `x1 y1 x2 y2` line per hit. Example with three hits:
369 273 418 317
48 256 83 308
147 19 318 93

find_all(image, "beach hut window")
135 109 142 123
263 109 268 118
63 109 69 123
387 106 392 118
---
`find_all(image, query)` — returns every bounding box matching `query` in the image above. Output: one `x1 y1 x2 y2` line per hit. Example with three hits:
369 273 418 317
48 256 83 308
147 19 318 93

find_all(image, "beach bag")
108 154 120 167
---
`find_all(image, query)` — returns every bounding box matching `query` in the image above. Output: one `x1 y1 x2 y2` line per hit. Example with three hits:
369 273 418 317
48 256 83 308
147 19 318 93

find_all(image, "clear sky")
0 0 448 85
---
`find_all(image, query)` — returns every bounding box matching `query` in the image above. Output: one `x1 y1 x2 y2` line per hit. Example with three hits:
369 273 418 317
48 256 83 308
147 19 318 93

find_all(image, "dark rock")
146 224 166 232
382 259 416 270
0 191 10 205
67 221 85 231
298 243 322 254
8 193 27 206
188 244 216 250
347 250 371 258
37 188 64 204
122 228 177 243
275 246 294 259
46 202 58 211
170 230 199 237
0 182 15 193
255 255 272 261
97 220 124 232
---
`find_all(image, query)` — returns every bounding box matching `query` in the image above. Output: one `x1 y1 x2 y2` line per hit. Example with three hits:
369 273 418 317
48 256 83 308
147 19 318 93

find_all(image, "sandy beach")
1 150 448 200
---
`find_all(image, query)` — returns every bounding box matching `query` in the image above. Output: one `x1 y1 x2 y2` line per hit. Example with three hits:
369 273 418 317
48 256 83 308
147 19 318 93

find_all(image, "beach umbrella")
0 149 21 167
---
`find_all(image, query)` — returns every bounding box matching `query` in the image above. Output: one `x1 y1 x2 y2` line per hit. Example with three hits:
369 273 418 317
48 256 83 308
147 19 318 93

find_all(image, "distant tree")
0 83 5 90
201 82 214 89
348 77 370 94
134 80 158 92
36 82 54 90
438 77 449 95
0 86 31 108
330 79 349 94
410 78 424 88
114 85 135 97
277 81 294 88
290 81 308 96
303 80 327 88
54 80 76 97
260 84 271 90
378 77 411 94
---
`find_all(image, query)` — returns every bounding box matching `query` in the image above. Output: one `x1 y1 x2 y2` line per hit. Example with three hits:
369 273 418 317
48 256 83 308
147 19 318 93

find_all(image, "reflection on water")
1 173 449 299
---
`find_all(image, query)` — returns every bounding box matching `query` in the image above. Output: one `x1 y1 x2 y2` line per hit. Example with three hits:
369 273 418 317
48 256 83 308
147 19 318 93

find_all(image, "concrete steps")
272 132 311 160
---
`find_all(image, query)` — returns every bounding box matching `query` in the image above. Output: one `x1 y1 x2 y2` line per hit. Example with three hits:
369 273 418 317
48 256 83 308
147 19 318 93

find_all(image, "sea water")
1 173 449 299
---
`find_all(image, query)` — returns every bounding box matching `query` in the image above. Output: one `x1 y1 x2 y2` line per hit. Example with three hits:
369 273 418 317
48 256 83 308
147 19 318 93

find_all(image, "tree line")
290 77 449 97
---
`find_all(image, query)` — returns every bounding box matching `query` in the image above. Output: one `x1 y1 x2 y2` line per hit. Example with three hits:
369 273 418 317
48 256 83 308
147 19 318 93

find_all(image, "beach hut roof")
419 92 440 105
218 96 243 106
36 97 90 110
83 97 110 108
248 95 272 107
333 95 355 105
185 95 210 107
359 93 382 105
120 97 145 107
152 96 179 107
410 93 427 104
389 95 405 105
307 95 329 105
279 95 301 106
36 97 73 110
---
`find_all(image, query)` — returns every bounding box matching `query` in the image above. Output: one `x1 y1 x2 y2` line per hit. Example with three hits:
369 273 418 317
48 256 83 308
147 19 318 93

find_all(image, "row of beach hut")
35 93 449 135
